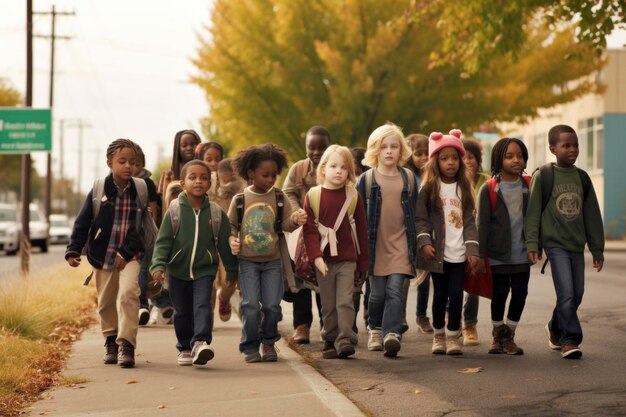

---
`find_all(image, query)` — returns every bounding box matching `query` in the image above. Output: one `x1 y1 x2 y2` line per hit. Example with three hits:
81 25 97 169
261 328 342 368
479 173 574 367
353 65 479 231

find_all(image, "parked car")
49 214 72 244
0 203 50 255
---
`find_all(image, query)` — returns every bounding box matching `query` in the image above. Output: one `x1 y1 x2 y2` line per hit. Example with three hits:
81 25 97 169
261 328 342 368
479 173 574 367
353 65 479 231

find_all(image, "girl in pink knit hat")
415 129 479 356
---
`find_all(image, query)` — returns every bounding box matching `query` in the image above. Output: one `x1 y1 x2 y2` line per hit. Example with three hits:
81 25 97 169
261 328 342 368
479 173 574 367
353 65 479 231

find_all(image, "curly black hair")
232 144 289 181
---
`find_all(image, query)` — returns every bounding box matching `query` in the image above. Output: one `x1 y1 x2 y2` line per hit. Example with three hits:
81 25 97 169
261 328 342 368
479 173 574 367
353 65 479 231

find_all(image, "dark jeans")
292 287 323 328
431 262 465 331
416 274 431 317
168 274 215 352
490 271 530 323
546 248 585 345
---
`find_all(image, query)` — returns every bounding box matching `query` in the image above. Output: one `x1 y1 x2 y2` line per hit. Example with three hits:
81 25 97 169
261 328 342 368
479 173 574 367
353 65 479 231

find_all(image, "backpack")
91 177 159 251
362 167 416 201
486 176 532 210
234 190 284 233
167 198 223 249
294 159 311 190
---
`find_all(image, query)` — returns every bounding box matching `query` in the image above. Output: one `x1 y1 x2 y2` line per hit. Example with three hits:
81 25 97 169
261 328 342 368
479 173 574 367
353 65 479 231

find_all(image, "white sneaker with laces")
383 332 401 357
177 350 192 366
367 328 383 351
191 341 214 365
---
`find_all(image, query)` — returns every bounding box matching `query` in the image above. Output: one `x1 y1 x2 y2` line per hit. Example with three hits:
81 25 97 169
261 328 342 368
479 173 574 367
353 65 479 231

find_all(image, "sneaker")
244 350 262 363
488 325 504 354
446 334 463 355
117 340 135 368
138 308 150 326
292 324 310 345
191 341 214 365
561 343 582 359
545 324 561 350
462 324 480 346
148 307 159 325
322 341 338 359
177 350 192 366
501 325 524 355
383 332 401 357
159 306 174 325
400 320 409 334
218 297 232 322
416 316 434 334
338 343 356 359
367 328 383 351
431 333 446 354
103 335 118 364
261 343 278 362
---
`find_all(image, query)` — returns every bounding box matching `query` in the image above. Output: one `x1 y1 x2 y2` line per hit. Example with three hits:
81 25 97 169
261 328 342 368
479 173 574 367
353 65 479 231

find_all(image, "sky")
1 1 625 194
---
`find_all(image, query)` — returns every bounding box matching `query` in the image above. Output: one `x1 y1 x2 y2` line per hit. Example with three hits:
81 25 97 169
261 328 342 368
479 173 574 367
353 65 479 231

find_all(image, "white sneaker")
383 332 401 357
177 350 192 366
158 306 175 325
367 328 383 351
191 341 214 365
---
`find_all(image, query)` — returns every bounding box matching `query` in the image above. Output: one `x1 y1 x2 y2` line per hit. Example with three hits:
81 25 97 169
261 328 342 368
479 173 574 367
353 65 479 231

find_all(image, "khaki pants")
94 260 140 347
317 261 357 348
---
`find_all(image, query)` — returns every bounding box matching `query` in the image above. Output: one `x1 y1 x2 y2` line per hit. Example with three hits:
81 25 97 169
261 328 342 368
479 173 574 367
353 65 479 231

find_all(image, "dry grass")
0 264 96 417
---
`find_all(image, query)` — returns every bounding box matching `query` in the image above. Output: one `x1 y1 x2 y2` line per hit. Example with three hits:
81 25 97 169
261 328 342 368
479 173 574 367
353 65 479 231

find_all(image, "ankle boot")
501 325 524 355
103 335 118 364
488 325 504 354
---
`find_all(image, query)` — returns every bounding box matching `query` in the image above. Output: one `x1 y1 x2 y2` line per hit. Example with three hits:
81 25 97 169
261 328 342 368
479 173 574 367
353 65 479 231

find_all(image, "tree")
192 0 605 160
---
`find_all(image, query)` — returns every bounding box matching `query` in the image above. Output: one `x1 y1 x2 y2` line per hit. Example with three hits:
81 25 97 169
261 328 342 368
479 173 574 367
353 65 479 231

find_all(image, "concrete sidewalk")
27 309 364 417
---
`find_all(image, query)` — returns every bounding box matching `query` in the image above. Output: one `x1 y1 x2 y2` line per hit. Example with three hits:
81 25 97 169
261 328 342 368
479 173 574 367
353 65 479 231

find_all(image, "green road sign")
0 108 52 153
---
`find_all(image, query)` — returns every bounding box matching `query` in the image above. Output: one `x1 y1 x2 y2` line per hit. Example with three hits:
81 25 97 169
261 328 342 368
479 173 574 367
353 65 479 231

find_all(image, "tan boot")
501 325 524 355
293 324 310 344
488 325 504 354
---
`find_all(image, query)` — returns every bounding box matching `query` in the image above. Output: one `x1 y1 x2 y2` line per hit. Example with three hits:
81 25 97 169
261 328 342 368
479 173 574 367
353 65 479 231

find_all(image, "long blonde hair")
421 148 474 212
363 123 412 168
316 145 356 187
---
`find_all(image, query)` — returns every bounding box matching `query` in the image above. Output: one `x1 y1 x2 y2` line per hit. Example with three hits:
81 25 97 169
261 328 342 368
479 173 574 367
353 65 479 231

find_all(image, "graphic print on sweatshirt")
552 183 581 221
242 202 275 255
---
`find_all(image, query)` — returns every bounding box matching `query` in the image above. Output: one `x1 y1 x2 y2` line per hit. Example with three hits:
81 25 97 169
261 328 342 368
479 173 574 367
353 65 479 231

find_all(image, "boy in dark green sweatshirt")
525 124 604 360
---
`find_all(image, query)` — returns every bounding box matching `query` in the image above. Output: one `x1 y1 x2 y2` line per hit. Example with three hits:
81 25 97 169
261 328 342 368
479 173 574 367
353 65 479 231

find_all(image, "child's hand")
314 257 328 277
422 244 435 260
467 256 479 271
114 253 127 270
354 270 367 288
291 209 307 226
527 251 541 265
67 256 81 268
152 271 165 283
474 257 486 273
223 279 235 288
229 236 241 255
593 259 604 272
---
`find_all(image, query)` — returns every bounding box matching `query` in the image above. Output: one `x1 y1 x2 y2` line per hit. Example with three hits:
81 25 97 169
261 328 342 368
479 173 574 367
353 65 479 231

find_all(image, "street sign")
0 108 52 153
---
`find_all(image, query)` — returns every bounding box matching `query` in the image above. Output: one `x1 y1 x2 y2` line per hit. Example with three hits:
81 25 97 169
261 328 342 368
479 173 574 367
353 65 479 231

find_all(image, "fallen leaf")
502 394 518 399
457 367 483 374
362 384 379 391
414 389 422 395
126 379 139 384
158 404 166 409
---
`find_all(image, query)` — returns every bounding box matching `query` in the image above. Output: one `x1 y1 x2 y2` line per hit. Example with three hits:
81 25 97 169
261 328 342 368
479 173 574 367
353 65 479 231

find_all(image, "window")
578 117 603 171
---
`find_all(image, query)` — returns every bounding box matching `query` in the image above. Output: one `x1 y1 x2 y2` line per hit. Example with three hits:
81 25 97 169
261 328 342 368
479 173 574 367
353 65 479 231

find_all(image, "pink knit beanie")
428 129 466 159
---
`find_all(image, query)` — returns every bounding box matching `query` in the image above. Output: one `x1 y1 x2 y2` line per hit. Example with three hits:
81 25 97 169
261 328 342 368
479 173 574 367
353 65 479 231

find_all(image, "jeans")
431 262 465 331
168 274 215 352
545 248 585 345
463 293 479 326
490 271 530 322
416 274 431 317
368 274 406 336
238 259 283 353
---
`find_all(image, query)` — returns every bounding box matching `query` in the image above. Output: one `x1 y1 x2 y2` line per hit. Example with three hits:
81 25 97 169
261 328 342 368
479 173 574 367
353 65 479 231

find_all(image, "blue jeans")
238 259 283 353
463 293 479 326
431 262 465 331
168 274 215 351
545 248 585 345
416 274 431 317
368 274 406 336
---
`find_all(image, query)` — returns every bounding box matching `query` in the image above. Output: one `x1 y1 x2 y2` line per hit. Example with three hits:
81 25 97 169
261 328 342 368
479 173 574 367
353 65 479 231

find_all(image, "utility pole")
65 120 92 209
58 119 65 210
21 0 34 276
34 6 74 220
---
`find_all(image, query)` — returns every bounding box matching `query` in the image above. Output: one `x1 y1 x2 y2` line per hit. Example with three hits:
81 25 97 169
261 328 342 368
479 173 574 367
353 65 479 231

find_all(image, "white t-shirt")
440 181 466 263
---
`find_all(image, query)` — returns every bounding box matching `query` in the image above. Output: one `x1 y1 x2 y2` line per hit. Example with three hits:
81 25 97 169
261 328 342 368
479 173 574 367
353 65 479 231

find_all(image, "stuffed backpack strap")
487 178 498 211
317 187 355 257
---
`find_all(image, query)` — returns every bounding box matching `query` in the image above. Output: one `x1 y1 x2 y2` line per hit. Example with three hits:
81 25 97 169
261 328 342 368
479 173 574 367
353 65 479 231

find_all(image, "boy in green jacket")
525 124 604 360
151 160 238 366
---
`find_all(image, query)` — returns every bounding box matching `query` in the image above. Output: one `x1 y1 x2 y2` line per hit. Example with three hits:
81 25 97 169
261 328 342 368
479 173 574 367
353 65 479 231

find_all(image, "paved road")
279 252 626 416
0 244 66 283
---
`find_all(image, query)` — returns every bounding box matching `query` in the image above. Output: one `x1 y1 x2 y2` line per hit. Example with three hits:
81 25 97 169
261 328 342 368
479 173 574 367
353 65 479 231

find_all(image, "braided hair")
490 137 528 179
106 138 137 160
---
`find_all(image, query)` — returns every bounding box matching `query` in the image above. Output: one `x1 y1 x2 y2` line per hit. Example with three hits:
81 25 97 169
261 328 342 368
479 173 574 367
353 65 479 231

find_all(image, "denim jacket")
356 167 419 275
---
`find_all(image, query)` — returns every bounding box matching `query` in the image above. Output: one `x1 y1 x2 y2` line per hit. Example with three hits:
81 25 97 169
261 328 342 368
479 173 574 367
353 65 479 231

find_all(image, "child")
212 158 245 322
196 141 224 200
228 144 307 362
416 129 479 356
525 124 604 359
356 123 419 358
350 147 368 177
478 138 531 355
150 160 238 366
157 129 202 203
405 133 434 334
302 145 369 359
460 138 491 346
282 126 331 344
65 139 145 368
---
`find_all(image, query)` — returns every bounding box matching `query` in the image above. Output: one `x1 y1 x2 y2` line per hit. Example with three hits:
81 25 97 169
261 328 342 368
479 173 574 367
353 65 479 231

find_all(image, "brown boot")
103 335 118 364
488 326 504 354
293 324 310 344
501 325 524 355
117 340 135 368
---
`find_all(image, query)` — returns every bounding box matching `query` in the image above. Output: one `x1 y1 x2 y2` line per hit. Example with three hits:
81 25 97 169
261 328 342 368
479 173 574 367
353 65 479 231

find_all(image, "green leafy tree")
193 0 606 160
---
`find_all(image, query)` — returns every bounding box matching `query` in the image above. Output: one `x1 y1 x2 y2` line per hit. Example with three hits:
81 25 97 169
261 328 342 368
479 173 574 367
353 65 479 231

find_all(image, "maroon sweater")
302 186 369 272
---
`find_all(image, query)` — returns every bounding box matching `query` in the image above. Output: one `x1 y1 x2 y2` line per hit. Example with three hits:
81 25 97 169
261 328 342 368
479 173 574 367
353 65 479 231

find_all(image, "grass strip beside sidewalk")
0 264 96 416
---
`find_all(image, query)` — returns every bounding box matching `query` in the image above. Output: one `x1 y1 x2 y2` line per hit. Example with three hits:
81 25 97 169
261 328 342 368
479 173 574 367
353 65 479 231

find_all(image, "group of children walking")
65 121 604 369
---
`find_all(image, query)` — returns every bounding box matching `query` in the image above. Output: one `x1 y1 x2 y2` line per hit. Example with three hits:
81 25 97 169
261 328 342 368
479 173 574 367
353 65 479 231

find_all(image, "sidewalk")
605 239 626 252
27 306 365 417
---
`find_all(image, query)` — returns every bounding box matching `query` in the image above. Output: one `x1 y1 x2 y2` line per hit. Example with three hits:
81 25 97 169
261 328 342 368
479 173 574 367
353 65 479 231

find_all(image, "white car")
0 203 50 255
49 214 72 245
